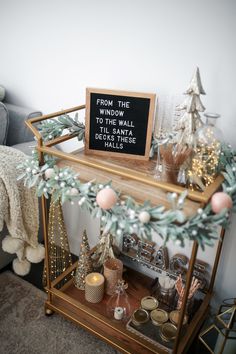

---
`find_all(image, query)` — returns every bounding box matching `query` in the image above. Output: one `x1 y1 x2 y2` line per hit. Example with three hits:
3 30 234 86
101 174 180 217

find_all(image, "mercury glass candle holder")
103 258 123 295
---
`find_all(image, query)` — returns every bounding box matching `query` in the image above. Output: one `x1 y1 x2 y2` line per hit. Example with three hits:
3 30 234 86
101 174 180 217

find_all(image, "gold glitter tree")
74 230 93 290
43 197 73 288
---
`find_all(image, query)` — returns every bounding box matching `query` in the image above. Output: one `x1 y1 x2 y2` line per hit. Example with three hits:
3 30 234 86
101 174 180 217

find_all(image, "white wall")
1 0 235 305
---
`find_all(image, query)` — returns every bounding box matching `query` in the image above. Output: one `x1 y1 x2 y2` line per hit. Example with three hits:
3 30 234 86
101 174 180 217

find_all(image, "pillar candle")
85 273 105 303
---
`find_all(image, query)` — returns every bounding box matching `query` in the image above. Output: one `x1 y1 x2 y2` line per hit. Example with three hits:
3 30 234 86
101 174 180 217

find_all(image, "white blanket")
0 145 44 275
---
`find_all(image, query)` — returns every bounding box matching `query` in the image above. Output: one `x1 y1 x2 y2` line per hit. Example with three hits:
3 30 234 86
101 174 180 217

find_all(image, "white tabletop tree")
174 67 206 146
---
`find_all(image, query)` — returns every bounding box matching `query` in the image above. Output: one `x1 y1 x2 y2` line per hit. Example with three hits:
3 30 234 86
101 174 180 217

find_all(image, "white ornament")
54 175 59 180
175 239 182 246
45 168 55 179
119 221 125 229
70 187 79 196
32 169 37 174
116 229 122 236
60 182 66 188
26 167 31 173
129 209 136 220
78 197 86 206
138 211 151 224
59 172 63 178
43 187 48 192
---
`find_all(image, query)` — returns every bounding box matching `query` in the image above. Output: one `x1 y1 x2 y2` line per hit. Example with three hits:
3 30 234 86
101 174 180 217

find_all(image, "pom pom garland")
17 142 236 249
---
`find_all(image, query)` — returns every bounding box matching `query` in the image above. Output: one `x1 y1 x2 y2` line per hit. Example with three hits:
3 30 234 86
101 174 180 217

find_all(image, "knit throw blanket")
0 145 44 276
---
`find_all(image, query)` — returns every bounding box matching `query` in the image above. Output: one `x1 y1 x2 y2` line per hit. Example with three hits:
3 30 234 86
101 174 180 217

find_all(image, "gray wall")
0 0 235 305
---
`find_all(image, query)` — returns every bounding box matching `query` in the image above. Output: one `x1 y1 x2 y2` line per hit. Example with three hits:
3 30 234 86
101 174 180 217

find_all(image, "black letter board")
85 88 156 160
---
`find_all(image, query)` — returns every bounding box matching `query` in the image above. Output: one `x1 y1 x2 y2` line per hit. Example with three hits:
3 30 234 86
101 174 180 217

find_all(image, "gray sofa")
0 102 42 270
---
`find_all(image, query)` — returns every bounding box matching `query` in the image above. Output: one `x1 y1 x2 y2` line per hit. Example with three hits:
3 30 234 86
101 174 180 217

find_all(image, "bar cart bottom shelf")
45 262 210 354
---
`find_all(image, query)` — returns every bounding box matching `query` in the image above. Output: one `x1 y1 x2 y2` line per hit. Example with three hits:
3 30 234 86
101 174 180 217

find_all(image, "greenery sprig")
37 113 85 141
17 144 236 250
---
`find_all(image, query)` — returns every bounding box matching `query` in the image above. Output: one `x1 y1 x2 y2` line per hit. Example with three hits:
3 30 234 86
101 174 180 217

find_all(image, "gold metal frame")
25 105 226 354
199 324 223 354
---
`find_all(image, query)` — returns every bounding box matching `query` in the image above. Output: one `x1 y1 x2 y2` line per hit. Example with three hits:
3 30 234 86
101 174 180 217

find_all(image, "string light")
189 131 221 190
43 197 73 288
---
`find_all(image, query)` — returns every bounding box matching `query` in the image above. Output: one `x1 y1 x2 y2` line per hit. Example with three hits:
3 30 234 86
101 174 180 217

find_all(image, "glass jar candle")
189 113 223 190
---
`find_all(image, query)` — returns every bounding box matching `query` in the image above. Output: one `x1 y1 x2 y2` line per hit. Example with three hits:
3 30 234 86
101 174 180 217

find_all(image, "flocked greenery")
37 112 85 142
17 115 236 250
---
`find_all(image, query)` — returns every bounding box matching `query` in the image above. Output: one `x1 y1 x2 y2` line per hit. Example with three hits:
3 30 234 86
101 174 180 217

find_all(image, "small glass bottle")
106 280 131 322
189 113 223 190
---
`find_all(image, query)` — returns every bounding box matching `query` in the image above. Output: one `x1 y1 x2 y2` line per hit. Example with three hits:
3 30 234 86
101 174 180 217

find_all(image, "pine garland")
17 143 236 250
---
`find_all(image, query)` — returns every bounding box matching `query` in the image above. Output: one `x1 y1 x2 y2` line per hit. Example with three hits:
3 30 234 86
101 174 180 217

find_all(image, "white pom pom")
25 244 45 263
138 211 151 224
69 187 78 196
2 236 24 254
45 168 54 179
13 258 31 276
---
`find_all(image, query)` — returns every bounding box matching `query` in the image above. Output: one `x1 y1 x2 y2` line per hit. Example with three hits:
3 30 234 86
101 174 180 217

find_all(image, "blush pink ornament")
96 187 117 210
211 192 233 214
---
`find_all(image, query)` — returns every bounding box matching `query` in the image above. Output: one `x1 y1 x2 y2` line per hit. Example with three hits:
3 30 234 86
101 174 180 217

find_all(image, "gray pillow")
0 86 5 101
0 102 9 145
